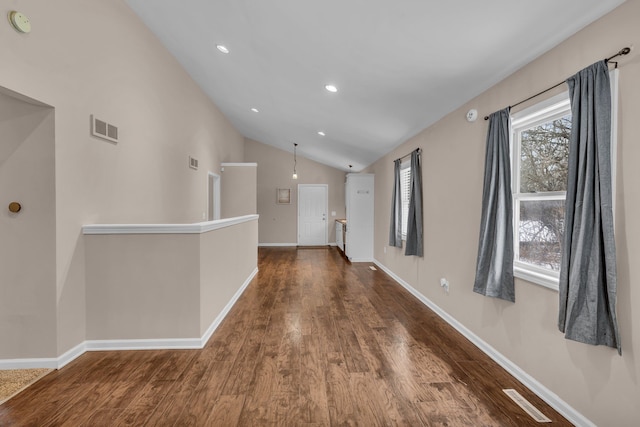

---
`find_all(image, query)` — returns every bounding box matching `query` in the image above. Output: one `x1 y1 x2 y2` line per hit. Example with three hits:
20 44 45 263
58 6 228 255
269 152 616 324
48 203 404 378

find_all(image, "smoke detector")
8 11 31 34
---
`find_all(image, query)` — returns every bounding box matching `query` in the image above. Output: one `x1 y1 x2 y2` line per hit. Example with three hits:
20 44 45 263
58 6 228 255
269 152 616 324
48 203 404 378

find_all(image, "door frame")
297 184 329 246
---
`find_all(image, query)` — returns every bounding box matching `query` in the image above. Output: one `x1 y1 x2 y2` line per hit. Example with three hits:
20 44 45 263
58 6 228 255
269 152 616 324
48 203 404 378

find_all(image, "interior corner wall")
0 0 245 358
366 2 640 426
244 138 346 245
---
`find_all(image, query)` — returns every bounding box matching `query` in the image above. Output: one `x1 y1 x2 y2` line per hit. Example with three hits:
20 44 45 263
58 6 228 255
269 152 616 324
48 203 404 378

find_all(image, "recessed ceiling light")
216 44 230 54
318 131 326 136
324 84 338 93
251 108 259 113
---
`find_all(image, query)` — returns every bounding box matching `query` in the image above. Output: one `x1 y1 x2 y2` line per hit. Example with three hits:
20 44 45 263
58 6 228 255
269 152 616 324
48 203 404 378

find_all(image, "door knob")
8 202 22 213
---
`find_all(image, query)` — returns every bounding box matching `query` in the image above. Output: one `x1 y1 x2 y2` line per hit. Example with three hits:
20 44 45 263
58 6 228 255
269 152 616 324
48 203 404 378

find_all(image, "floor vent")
503 389 552 423
91 115 119 143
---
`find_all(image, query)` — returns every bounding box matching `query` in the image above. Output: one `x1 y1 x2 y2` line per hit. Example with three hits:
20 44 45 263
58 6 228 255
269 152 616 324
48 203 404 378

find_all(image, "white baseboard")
0 358 59 370
373 259 595 427
84 338 202 353
199 267 257 346
259 243 339 248
0 267 258 371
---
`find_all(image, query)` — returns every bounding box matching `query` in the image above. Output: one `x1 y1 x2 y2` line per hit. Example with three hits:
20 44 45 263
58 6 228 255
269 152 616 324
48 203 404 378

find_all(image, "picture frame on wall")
277 188 291 204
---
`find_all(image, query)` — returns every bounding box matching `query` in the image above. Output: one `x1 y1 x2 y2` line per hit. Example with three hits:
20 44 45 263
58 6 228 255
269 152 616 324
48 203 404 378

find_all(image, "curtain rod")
483 47 631 120
395 148 421 162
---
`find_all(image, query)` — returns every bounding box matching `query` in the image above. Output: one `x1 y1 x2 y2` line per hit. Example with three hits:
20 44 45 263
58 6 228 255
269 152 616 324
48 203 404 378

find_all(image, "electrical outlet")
440 278 450 294
383 246 387 254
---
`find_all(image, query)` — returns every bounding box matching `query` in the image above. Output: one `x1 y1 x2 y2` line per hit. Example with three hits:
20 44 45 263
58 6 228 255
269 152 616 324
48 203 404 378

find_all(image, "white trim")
220 162 257 167
514 265 559 291
57 342 87 369
0 358 59 370
82 214 259 235
258 243 336 248
84 268 258 353
511 92 570 288
373 258 596 427
84 338 201 352
199 267 257 345
610 69 619 223
0 268 258 370
511 92 570 126
348 257 374 263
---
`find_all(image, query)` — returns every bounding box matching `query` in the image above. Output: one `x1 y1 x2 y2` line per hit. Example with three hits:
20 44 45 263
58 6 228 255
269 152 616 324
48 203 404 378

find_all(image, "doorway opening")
208 172 221 221
0 86 56 361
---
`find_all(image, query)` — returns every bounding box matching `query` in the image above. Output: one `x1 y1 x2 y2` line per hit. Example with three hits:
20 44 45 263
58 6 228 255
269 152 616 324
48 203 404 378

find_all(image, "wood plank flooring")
0 247 572 426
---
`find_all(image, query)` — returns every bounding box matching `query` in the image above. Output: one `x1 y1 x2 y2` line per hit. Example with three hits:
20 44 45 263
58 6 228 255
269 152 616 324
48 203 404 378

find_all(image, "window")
511 93 571 289
509 71 618 290
400 161 411 239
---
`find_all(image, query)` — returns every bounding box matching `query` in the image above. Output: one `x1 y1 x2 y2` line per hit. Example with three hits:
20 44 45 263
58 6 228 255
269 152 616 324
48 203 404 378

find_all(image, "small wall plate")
8 11 31 34
466 109 478 122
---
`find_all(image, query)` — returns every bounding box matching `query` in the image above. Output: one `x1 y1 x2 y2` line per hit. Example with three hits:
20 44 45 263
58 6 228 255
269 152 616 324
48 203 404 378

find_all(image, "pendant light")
292 143 298 179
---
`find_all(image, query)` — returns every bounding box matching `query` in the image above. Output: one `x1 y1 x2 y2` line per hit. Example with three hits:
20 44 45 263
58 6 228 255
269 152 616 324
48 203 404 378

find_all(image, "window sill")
514 265 559 291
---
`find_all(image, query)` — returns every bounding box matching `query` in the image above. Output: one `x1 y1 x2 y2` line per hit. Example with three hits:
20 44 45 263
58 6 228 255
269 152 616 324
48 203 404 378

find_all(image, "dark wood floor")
0 247 571 426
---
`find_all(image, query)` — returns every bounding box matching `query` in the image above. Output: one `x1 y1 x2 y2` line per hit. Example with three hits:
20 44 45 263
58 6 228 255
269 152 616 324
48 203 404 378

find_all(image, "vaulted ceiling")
126 0 625 171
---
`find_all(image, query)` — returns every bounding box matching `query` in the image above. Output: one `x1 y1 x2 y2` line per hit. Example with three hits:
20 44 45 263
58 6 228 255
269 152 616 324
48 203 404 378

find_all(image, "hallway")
0 247 570 426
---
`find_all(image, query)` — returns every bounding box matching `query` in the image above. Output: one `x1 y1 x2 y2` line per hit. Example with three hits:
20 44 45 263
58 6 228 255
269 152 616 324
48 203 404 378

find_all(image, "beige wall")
85 234 201 340
244 138 346 244
84 217 258 341
200 219 258 335
366 2 640 425
221 164 257 218
0 0 245 358
0 89 57 358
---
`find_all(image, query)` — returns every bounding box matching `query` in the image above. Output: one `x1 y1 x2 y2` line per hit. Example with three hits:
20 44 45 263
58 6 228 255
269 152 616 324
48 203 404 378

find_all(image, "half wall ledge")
82 214 259 234
82 214 259 345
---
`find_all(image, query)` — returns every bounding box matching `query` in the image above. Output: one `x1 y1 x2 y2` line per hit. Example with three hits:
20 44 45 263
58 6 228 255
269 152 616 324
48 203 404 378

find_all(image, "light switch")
331 211 336 216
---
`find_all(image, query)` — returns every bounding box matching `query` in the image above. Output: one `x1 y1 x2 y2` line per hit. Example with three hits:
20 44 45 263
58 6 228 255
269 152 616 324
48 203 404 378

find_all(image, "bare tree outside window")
516 115 570 272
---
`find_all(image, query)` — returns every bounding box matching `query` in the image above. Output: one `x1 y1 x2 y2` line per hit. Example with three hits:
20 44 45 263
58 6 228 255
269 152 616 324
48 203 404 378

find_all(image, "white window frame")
511 92 571 290
510 70 618 291
400 160 411 240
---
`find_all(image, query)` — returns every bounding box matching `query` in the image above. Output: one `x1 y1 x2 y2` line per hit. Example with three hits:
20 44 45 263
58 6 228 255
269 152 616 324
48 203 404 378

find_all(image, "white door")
298 184 328 246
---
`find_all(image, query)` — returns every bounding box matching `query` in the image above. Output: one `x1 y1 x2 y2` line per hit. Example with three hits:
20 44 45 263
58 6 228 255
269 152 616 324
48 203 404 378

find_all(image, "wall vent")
189 156 199 170
503 389 552 423
91 115 119 143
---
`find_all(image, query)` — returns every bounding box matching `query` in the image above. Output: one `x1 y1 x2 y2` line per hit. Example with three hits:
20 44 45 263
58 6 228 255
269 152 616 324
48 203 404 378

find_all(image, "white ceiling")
125 0 625 172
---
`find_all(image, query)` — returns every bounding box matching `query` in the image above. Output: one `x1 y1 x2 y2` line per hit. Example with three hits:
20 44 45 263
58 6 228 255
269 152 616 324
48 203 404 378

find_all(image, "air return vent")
189 156 199 170
91 115 119 143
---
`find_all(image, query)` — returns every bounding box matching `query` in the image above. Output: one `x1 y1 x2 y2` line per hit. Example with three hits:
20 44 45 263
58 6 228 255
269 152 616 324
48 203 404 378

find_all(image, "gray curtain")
559 60 621 354
405 150 423 256
473 108 515 302
389 159 402 248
